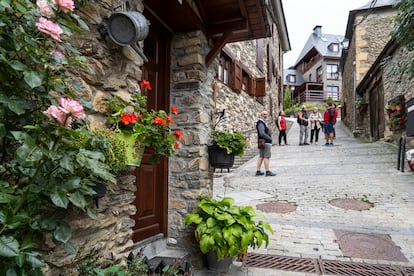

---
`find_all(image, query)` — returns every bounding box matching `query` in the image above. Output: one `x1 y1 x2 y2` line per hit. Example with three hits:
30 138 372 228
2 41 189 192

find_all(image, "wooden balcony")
296 90 341 104
294 82 341 104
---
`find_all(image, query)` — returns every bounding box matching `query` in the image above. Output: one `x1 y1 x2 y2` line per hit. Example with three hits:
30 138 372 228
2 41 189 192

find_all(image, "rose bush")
0 0 119 274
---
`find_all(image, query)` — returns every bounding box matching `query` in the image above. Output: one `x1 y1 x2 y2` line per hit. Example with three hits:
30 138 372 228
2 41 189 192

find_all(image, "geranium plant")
107 80 183 164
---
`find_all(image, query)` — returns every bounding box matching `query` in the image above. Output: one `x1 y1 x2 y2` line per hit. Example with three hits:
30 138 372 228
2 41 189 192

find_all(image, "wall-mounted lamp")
213 109 226 130
341 39 350 50
106 0 149 62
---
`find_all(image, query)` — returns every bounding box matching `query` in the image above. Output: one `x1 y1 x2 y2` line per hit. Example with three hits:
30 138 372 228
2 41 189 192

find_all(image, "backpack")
297 112 301 124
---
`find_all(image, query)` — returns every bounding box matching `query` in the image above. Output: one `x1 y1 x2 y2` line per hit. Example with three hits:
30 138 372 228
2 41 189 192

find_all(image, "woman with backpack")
277 110 288 146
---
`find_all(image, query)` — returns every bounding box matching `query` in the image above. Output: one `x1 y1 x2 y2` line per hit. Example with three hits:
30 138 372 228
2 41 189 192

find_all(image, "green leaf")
23 70 42 88
184 213 202 225
50 192 69 208
0 194 16 204
0 236 19 257
53 222 71 244
64 241 76 254
0 96 27 115
68 191 87 209
71 13 89 31
26 252 45 268
9 60 27 71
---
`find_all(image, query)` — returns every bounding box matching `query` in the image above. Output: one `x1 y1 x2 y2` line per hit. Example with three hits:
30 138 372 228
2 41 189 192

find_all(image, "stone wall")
341 8 397 129
43 168 137 274
167 31 214 267
383 46 414 147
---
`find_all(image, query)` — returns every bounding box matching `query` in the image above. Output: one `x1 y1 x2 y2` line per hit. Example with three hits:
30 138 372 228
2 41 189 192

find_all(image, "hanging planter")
119 132 145 166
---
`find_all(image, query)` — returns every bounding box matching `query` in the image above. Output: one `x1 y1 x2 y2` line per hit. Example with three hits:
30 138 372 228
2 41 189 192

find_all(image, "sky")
281 0 369 69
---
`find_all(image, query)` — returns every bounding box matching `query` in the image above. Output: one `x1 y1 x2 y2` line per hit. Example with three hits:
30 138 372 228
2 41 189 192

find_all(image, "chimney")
313 25 322 37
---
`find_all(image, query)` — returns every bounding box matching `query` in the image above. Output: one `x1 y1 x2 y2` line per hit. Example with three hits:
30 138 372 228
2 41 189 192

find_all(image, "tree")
283 86 291 111
391 0 414 78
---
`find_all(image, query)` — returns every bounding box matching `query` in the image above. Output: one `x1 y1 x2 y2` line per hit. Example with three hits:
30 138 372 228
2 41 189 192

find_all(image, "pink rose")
44 105 70 127
35 17 63 42
51 50 64 57
36 0 54 17
58 98 86 119
56 0 75 13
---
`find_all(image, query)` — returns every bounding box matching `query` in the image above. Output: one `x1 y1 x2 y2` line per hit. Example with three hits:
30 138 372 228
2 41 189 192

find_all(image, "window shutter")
254 77 266 97
256 39 264 71
233 61 242 93
267 44 273 82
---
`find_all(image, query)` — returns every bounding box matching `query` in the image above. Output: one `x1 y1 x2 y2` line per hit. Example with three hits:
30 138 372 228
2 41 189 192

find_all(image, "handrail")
397 136 406 172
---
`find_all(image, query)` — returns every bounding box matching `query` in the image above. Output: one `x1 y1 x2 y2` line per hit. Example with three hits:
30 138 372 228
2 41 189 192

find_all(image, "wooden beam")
205 19 247 37
205 31 232 67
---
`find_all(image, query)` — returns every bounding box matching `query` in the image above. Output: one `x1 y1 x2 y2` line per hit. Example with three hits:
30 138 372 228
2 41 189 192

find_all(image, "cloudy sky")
281 0 369 68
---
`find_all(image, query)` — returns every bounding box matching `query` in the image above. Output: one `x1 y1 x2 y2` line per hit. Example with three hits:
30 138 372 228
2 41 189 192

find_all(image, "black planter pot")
206 250 233 273
208 145 234 169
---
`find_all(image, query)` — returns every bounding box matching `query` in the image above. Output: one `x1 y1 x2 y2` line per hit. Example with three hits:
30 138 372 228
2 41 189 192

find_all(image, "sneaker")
324 143 330 146
315 142 318 145
299 143 304 146
255 171 265 176
304 143 310 145
329 143 334 146
265 171 276 176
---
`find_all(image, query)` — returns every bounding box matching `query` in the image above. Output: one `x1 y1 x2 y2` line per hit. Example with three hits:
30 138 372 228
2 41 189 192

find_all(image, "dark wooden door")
131 10 171 242
369 78 385 141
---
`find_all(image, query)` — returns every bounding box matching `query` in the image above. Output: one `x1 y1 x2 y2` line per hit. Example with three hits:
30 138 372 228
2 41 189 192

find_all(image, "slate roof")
294 27 344 66
357 0 399 10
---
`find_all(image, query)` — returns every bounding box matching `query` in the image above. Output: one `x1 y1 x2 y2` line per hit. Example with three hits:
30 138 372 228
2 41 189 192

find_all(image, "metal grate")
320 260 403 276
245 253 320 273
245 253 414 276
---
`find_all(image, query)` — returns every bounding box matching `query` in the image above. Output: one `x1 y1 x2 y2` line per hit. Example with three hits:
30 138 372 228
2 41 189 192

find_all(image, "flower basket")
119 132 145 166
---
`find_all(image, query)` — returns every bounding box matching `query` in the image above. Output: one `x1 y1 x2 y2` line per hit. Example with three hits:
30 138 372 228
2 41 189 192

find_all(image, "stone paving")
209 118 414 275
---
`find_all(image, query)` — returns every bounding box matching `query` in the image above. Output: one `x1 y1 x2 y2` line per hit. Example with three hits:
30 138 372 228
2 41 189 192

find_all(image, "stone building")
340 0 398 132
356 39 414 147
284 25 344 104
43 0 291 273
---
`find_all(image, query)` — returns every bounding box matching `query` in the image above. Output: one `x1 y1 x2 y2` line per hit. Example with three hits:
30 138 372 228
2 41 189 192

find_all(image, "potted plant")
106 80 183 165
185 196 273 271
208 130 246 169
356 98 368 113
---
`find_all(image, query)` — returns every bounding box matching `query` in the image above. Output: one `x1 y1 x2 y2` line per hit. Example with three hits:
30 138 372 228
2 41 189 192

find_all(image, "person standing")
323 102 337 146
256 111 276 176
298 105 310 145
277 110 288 146
309 107 323 144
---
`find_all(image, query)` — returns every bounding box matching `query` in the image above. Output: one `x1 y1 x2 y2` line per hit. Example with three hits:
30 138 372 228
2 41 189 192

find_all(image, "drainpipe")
353 61 357 132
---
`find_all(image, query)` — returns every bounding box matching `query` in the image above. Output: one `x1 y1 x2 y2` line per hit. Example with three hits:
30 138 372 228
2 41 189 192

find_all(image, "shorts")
324 122 334 134
259 143 272 158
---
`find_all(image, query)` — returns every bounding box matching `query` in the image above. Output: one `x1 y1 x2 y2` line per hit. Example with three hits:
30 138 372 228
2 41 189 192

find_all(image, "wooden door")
131 11 171 242
369 78 385 141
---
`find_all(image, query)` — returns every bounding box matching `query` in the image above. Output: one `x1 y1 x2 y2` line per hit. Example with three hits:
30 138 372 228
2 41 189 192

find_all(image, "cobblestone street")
210 118 414 275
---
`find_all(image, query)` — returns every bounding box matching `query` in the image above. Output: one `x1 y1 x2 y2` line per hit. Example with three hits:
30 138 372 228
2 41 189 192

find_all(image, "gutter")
269 0 291 52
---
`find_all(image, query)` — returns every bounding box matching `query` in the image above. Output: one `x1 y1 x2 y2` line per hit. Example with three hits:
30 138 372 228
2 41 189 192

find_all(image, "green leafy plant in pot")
185 196 273 262
211 130 246 157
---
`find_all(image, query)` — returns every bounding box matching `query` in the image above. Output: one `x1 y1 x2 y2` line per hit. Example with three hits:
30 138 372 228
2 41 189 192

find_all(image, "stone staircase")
212 148 257 177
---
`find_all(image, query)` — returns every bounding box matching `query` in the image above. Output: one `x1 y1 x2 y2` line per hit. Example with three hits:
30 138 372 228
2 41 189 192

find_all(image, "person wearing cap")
298 105 310 145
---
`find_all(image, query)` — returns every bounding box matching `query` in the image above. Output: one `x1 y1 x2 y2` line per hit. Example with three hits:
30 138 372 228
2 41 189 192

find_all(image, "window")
317 66 323 82
288 74 296 83
217 53 232 85
328 43 339 52
242 71 250 93
327 86 339 100
327 64 338 80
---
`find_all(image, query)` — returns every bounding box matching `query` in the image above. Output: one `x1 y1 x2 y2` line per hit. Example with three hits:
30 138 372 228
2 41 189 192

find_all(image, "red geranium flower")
171 106 178 115
174 130 183 140
167 115 174 124
120 113 137 125
153 116 167 126
174 141 181 148
139 80 152 91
